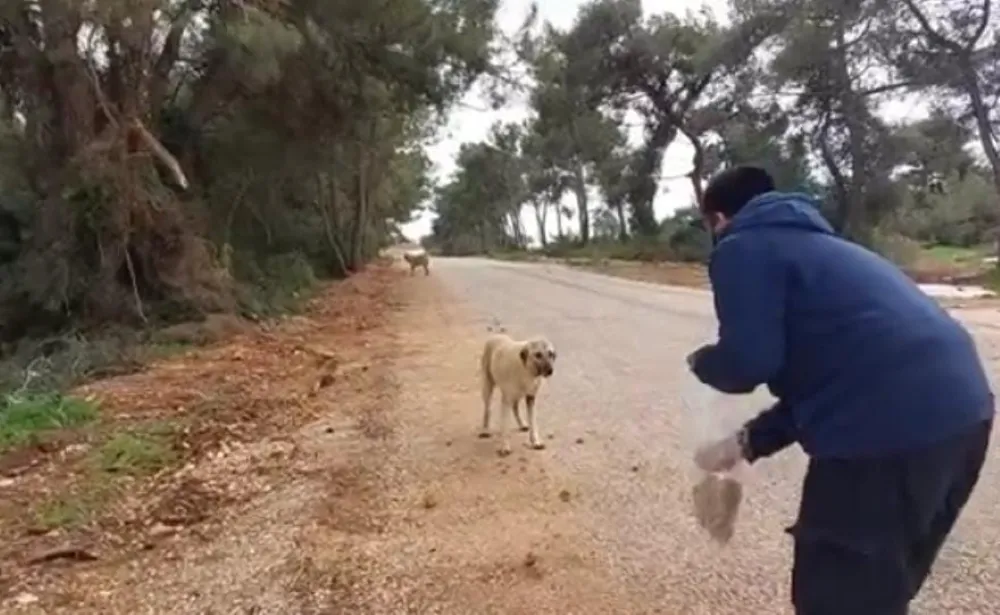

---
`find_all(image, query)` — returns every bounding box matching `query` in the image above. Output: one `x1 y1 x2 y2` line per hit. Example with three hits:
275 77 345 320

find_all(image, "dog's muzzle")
542 364 553 377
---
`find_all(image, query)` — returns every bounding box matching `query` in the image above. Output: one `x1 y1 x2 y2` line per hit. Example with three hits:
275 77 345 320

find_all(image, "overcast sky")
400 0 927 243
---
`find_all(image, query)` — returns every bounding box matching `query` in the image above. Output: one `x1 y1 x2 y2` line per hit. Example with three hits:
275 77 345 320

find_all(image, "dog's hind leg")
497 393 513 457
423 263 430 276
479 374 494 438
511 400 528 432
525 395 544 450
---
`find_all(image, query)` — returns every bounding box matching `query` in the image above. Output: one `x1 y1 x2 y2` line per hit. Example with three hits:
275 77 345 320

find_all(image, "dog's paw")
497 444 512 457
478 431 491 439
518 426 530 433
529 442 546 451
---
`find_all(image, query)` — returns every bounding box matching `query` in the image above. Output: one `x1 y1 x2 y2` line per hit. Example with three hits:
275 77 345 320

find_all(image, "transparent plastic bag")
680 374 749 544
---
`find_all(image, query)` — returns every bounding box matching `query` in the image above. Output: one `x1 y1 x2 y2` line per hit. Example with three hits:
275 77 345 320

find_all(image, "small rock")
524 551 538 568
62 443 90 456
324 427 335 434
149 522 178 538
558 489 572 502
422 493 438 509
575 437 584 444
445 440 452 447
631 465 640 472
0 477 16 488
547 434 554 440
316 373 335 390
12 592 39 605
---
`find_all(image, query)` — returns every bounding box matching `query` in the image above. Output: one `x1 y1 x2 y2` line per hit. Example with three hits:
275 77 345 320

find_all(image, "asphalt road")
433 257 1000 614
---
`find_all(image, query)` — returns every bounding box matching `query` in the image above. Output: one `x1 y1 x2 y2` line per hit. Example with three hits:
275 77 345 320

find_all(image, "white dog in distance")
479 333 557 456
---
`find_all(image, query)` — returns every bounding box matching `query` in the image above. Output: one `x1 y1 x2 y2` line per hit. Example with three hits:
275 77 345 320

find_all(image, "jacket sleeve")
690 236 786 394
743 401 797 463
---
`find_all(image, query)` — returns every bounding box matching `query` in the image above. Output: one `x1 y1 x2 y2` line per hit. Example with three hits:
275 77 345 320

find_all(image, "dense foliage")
424 0 1000 266
0 0 499 339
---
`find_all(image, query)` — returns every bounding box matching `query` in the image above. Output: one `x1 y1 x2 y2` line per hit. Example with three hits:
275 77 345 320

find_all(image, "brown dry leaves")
0 264 405 602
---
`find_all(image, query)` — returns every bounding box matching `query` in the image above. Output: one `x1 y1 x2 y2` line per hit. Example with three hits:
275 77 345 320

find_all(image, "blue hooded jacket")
692 191 994 459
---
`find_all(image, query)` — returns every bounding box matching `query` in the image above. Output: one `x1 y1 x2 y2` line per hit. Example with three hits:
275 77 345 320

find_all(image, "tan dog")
403 250 430 275
479 333 556 456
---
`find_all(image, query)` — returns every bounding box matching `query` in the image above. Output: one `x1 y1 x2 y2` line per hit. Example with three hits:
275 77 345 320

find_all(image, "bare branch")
130 118 190 189
899 0 964 53
972 0 993 49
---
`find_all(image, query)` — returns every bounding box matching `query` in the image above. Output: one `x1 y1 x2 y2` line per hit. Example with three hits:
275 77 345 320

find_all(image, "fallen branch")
124 243 149 324
130 118 190 190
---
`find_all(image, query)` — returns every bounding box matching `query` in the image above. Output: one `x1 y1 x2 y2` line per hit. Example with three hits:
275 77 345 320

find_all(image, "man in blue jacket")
688 166 994 614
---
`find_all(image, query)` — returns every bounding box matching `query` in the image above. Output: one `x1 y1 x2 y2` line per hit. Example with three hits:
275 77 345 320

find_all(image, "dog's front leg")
525 395 544 450
511 400 529 432
497 395 513 457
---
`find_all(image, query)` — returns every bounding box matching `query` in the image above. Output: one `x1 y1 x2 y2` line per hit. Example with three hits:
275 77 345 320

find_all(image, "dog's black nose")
544 366 553 376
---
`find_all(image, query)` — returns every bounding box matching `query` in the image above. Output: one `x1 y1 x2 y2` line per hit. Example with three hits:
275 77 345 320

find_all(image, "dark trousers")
790 419 992 615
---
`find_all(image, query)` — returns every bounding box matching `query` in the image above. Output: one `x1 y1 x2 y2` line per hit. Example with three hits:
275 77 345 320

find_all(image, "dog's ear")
520 347 528 363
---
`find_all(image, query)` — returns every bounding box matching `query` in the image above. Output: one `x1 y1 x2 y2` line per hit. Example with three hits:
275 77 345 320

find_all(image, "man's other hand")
694 431 745 473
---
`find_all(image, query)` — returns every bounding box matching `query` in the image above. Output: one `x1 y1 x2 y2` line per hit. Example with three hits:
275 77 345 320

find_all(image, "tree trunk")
959 65 1000 261
317 173 348 276
629 120 676 236
832 17 870 242
571 162 590 245
555 206 564 239
681 125 706 210
614 201 628 243
533 201 549 248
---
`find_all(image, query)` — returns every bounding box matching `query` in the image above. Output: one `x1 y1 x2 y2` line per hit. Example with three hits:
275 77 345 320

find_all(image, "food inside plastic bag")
692 472 743 544
681 374 751 544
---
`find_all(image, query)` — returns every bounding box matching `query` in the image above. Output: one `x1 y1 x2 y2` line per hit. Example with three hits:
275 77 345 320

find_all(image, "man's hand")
694 430 746 473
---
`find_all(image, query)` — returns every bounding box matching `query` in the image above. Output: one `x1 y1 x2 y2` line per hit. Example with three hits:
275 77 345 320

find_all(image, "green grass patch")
233 250 319 318
33 494 94 530
31 480 117 531
922 244 988 264
95 423 178 476
0 393 99 453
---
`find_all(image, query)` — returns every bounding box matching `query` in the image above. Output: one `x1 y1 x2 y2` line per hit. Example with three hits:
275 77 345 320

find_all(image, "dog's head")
520 338 556 378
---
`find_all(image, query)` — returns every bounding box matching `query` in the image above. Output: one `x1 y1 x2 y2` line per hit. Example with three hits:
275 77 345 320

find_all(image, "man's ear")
520 347 528 363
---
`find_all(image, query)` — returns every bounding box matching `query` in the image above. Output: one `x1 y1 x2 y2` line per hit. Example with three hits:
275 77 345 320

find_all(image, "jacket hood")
722 191 835 238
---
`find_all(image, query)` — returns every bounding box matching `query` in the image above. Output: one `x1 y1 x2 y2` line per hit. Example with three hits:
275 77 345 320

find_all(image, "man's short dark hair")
702 166 776 218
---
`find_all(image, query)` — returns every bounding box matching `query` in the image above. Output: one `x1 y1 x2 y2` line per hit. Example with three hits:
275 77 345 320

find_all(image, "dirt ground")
1 261 628 614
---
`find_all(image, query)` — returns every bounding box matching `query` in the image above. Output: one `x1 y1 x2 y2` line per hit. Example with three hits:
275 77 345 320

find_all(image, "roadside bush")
869 230 922 267
232 250 318 317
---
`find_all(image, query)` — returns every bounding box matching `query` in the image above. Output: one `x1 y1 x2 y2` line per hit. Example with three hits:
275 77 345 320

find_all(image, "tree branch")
971 0 992 49
130 118 189 189
899 0 964 53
